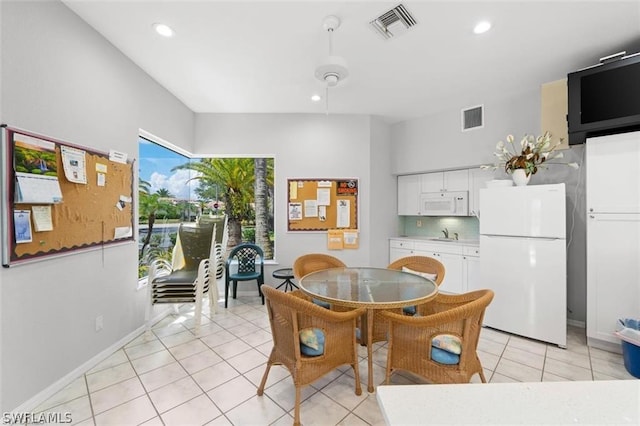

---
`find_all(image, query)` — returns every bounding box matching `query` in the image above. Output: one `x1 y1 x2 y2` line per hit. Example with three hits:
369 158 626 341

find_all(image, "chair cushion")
402 266 437 281
312 299 331 309
299 328 325 356
402 305 417 315
432 334 462 355
430 346 460 365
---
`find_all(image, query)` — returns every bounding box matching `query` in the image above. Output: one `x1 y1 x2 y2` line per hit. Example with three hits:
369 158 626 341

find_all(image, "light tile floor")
33 285 636 426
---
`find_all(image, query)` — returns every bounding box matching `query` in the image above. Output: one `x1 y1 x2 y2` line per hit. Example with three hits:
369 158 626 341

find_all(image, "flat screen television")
567 52 640 145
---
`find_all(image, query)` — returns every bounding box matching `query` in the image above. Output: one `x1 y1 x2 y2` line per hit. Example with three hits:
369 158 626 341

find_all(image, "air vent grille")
370 4 417 40
462 105 484 131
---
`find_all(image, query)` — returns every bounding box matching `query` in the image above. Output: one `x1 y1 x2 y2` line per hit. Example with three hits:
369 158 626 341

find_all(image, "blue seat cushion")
299 328 325 357
313 299 330 309
430 346 460 365
403 305 416 315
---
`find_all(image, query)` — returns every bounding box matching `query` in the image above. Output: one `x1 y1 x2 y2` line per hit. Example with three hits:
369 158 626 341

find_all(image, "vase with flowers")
481 131 579 186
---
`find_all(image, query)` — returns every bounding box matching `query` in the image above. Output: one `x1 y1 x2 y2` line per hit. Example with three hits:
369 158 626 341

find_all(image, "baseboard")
11 307 173 412
567 319 585 328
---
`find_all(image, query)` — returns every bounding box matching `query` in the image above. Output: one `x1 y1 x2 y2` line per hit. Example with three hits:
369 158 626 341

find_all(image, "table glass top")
299 267 437 306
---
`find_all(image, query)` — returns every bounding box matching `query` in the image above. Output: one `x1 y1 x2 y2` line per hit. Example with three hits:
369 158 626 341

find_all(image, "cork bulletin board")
1 125 134 266
287 178 358 232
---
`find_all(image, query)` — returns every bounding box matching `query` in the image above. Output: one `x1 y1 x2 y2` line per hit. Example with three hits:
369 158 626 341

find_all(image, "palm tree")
254 158 273 258
155 188 172 198
173 158 255 249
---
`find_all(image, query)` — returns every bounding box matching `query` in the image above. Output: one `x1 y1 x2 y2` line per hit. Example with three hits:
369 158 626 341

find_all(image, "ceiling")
62 1 640 123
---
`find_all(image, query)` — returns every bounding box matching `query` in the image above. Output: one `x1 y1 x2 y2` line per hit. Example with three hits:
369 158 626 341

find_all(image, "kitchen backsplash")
399 216 479 240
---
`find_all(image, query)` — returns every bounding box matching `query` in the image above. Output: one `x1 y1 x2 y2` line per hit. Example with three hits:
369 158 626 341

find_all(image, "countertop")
391 236 480 246
376 381 640 425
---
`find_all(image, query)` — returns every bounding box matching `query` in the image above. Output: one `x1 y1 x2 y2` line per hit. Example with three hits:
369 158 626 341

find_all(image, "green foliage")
242 227 255 243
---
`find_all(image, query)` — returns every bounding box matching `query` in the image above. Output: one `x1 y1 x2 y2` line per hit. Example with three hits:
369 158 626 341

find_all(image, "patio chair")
224 243 264 307
380 289 494 384
145 222 218 335
257 285 365 426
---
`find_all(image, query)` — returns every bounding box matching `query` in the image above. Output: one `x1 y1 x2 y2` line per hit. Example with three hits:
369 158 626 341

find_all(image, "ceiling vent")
462 105 484 131
370 4 417 40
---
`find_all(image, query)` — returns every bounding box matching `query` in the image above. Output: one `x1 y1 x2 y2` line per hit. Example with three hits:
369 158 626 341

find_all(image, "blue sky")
138 138 199 200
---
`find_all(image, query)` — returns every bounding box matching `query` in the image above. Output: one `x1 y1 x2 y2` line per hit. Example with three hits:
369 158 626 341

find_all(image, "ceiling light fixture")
314 15 349 114
311 94 322 102
473 21 491 35
152 23 175 38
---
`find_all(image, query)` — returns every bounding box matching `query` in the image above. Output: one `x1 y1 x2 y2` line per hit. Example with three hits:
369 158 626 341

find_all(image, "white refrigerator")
478 183 567 347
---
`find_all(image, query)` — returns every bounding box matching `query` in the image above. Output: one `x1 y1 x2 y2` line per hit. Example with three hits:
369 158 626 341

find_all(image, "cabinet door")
444 169 469 192
420 172 444 193
586 131 640 213
397 175 420 215
414 248 464 294
389 247 413 263
438 252 464 294
587 213 640 345
468 168 493 217
463 255 480 294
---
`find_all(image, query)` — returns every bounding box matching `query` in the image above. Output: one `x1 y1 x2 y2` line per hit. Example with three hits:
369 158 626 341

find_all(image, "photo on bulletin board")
287 178 358 232
1 125 135 266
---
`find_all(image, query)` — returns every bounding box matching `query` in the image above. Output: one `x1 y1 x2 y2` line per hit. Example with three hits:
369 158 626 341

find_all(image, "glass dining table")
298 267 438 392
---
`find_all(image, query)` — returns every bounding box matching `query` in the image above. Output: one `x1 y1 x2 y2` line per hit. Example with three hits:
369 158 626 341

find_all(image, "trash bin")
616 318 640 379
621 340 640 378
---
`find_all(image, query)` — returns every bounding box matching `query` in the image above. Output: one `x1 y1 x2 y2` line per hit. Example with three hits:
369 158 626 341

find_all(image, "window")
138 137 274 278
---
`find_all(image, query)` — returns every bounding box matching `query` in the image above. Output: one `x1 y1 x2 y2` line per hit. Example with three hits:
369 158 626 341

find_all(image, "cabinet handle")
589 208 593 212
589 215 595 219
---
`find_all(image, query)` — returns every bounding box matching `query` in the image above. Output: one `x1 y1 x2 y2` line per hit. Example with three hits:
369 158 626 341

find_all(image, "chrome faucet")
442 228 449 238
454 232 459 240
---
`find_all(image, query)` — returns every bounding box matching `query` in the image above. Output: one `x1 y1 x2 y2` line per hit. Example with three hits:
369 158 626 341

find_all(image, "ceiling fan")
314 15 349 114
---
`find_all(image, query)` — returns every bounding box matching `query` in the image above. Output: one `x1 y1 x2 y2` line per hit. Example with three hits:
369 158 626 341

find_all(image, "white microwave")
419 191 468 216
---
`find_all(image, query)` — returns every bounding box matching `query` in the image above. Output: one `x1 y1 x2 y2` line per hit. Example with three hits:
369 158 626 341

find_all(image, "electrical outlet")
416 220 422 227
95 315 103 332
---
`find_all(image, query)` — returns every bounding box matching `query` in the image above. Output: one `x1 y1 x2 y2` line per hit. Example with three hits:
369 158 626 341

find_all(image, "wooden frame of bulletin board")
1 125 135 266
287 177 358 232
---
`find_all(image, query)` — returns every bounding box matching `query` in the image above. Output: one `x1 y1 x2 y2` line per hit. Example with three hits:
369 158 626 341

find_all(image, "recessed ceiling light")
311 94 322 102
473 21 491 35
152 23 174 38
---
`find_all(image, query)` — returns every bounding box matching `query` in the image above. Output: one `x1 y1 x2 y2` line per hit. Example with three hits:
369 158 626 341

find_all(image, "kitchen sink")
427 237 458 242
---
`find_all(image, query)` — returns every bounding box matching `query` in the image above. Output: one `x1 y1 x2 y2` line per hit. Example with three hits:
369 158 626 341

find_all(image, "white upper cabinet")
397 174 421 215
420 170 469 193
468 168 494 217
586 131 640 213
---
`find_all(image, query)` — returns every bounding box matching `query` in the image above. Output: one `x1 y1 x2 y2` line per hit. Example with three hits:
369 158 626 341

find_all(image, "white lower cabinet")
463 246 481 293
587 213 640 347
389 239 415 262
390 239 479 294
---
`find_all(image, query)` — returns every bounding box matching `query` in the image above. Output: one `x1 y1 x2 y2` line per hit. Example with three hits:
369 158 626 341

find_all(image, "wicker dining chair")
363 256 446 345
388 255 446 315
292 253 346 279
257 285 365 426
292 253 346 309
379 289 494 385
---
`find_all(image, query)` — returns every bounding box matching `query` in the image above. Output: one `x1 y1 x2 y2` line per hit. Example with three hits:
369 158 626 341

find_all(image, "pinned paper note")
109 149 127 164
32 205 53 232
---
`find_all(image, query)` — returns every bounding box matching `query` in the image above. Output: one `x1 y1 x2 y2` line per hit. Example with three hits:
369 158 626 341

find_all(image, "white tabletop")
377 380 640 425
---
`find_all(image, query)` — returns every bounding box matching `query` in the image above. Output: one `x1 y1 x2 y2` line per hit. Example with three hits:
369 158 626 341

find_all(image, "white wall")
390 91 587 323
369 117 397 266
0 0 194 411
194 113 395 273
